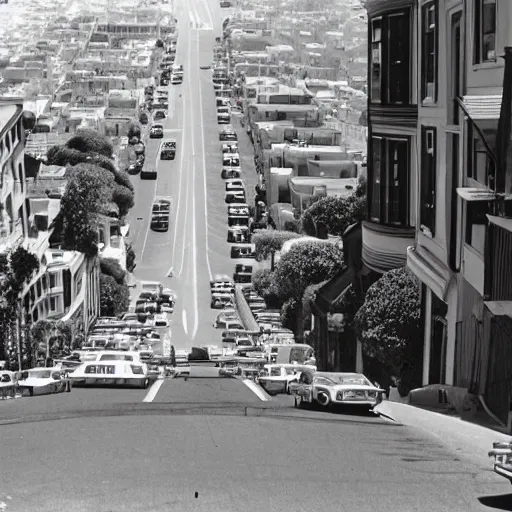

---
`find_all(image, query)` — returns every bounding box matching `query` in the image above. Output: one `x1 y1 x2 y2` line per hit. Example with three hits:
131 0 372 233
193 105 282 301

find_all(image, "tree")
30 319 71 365
65 129 113 158
9 246 39 288
273 241 344 340
100 257 126 285
112 184 135 218
301 195 367 238
60 164 114 256
127 121 141 140
252 230 301 270
355 268 422 397
100 274 130 317
252 268 281 309
155 39 164 47
22 110 36 131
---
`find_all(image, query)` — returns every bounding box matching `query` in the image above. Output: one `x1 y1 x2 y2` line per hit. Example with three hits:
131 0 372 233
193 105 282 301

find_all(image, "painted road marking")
242 379 269 401
182 308 188 335
197 30 213 283
143 379 165 402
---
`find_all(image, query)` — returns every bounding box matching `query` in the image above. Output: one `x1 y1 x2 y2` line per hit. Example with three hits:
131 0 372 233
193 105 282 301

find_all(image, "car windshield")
313 374 371 386
28 370 52 379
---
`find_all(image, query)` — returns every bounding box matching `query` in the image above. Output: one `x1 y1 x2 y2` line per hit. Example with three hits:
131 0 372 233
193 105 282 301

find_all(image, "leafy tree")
301 195 367 238
355 268 422 397
273 241 344 339
139 112 149 125
112 184 135 218
251 268 282 309
100 273 130 317
280 298 300 331
9 246 39 288
100 257 126 285
22 110 36 131
65 129 113 158
274 241 344 301
127 121 141 140
30 319 71 363
252 230 301 270
126 245 136 273
156 39 164 47
60 164 114 256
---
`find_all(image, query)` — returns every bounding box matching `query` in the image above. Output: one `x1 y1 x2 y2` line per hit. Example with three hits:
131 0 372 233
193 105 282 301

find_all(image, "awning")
312 267 354 315
456 187 512 201
487 214 512 233
484 301 512 318
406 246 452 301
462 95 502 120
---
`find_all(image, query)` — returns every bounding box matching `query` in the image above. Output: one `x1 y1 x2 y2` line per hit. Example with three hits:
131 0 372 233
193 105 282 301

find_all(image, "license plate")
344 391 366 400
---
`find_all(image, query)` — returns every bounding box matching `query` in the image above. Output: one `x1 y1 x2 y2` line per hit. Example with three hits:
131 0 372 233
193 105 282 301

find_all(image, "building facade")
363 0 512 424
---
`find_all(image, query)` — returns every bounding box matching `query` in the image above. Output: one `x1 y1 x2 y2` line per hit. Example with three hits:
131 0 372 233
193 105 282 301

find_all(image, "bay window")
369 10 411 105
421 2 438 102
370 136 410 226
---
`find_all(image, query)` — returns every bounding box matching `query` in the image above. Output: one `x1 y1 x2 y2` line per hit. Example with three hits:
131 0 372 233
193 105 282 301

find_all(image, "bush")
9 246 39 286
280 298 300 331
300 195 367 238
113 170 134 192
252 230 302 262
273 241 344 301
355 268 422 397
252 268 282 309
127 121 141 140
22 110 36 131
65 129 113 158
100 274 130 317
112 184 135 218
60 164 115 256
156 39 164 47
100 258 126 285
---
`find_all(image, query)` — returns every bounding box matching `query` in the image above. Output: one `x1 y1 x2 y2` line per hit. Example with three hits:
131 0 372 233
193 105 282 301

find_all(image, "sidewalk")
374 399 512 468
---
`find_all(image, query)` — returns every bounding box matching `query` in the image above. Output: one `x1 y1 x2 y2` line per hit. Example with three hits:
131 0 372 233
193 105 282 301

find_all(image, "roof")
250 103 318 113
25 132 73 157
462 95 502 120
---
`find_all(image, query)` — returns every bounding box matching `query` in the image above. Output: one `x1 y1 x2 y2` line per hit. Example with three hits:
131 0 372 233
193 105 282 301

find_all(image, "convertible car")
290 371 384 409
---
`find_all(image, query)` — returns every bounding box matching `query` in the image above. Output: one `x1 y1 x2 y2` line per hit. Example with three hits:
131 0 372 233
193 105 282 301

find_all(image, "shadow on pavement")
478 494 512 511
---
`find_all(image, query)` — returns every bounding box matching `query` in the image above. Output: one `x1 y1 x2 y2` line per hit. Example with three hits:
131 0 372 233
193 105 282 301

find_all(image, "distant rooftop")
25 132 73 158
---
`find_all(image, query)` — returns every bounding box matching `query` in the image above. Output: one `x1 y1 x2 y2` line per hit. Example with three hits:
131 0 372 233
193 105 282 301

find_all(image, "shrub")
60 164 114 256
100 274 130 317
22 110 36 131
252 230 301 262
355 268 422 397
100 257 126 285
300 195 367 238
252 268 282 309
112 184 135 218
273 241 344 301
127 121 142 140
65 129 113 158
280 298 300 331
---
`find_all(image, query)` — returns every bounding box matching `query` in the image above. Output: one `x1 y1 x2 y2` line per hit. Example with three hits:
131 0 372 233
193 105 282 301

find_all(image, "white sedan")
17 368 71 396
290 372 385 409
257 364 301 395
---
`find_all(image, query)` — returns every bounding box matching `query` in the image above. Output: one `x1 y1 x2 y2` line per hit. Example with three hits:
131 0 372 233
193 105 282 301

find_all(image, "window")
474 0 497 63
468 127 496 187
370 136 410 226
420 128 437 235
422 2 438 102
50 296 58 311
370 11 411 104
370 17 382 102
49 273 57 288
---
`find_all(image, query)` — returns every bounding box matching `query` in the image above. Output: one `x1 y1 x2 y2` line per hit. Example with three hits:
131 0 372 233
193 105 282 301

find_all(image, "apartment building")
359 0 512 424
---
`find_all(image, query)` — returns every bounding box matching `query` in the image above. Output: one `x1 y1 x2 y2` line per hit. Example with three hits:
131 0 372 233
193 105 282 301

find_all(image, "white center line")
143 379 164 403
242 379 270 401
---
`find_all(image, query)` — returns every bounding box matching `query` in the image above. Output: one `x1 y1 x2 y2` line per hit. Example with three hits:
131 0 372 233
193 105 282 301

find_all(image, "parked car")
221 167 241 179
141 167 157 180
127 160 143 175
150 124 164 138
233 264 252 283
151 199 171 231
222 154 240 167
230 244 255 259
225 178 245 192
211 293 235 309
160 139 177 160
290 371 385 409
227 226 250 243
219 126 237 142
